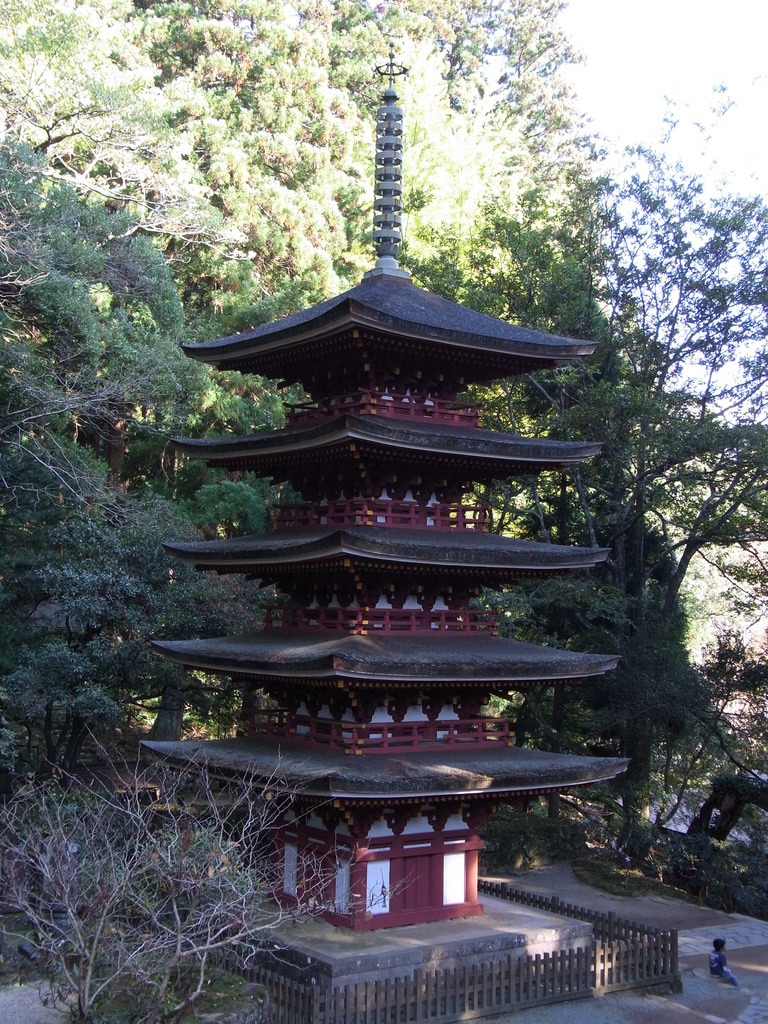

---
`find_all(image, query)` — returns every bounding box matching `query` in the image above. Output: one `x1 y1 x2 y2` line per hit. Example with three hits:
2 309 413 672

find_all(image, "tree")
0 0 242 252
411 147 768 826
0 758 318 1024
669 628 768 839
688 775 768 841
492 0 587 175
0 138 201 511
2 506 266 769
569 152 768 814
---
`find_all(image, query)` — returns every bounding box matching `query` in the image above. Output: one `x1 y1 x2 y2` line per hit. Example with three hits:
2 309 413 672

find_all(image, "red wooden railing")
248 710 510 753
275 500 488 531
263 606 497 634
285 388 480 427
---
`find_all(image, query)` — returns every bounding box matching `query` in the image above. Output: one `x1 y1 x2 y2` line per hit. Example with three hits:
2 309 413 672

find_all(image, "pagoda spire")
365 42 411 280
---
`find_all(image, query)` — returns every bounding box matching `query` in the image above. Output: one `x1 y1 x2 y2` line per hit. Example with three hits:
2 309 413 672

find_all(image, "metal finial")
374 41 408 88
365 42 411 280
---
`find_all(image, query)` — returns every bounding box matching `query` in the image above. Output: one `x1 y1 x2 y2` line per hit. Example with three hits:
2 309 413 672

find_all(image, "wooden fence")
479 880 672 941
478 879 679 990
246 882 680 1023
248 946 593 1024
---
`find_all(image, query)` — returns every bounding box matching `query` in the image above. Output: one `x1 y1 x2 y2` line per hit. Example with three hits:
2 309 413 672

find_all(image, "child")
709 938 739 987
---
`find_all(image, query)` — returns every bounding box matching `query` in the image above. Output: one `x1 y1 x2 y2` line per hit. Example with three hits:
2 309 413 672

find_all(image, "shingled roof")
173 415 601 478
151 632 619 686
180 274 595 383
142 736 627 800
164 526 609 579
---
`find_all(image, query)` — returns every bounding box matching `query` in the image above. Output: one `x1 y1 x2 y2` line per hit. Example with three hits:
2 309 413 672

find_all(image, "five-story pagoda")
146 55 625 931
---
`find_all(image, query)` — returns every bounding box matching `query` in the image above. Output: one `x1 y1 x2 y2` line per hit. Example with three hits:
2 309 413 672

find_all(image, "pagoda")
146 55 625 931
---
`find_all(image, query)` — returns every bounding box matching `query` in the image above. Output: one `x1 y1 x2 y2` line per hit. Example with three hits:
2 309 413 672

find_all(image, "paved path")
0 981 63 1023
679 918 768 956
484 866 768 1024
679 931 768 1024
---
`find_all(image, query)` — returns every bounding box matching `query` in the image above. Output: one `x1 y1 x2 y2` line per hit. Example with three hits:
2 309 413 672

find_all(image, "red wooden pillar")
465 846 479 906
433 846 446 911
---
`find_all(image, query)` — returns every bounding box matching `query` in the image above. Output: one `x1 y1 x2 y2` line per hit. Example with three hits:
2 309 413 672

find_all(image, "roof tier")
173 414 600 485
164 526 609 582
141 737 627 802
180 275 595 391
152 632 619 688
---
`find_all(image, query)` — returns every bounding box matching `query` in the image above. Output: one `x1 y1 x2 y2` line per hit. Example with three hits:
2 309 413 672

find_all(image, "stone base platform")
259 893 593 987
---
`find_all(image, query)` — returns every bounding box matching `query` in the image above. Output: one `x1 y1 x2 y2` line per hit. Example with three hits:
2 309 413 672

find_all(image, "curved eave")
172 416 601 471
151 634 620 686
180 277 596 376
164 527 609 577
141 738 628 800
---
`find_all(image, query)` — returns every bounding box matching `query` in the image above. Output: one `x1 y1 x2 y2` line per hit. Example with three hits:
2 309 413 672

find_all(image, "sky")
558 0 768 196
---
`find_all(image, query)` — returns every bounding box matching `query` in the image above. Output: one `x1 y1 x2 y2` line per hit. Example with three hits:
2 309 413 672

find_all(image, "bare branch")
0 755 324 1024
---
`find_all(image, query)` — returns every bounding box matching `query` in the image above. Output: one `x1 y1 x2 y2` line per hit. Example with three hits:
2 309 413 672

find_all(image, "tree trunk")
687 777 768 841
62 716 89 771
547 686 566 819
107 401 126 484
148 680 184 741
621 717 653 822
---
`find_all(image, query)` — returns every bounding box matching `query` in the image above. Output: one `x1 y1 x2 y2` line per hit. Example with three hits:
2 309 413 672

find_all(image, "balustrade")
263 606 497 634
275 499 489 531
248 710 509 752
285 388 480 427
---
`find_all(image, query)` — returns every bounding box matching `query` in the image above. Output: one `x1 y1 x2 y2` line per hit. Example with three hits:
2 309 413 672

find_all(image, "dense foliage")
1 0 767 913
